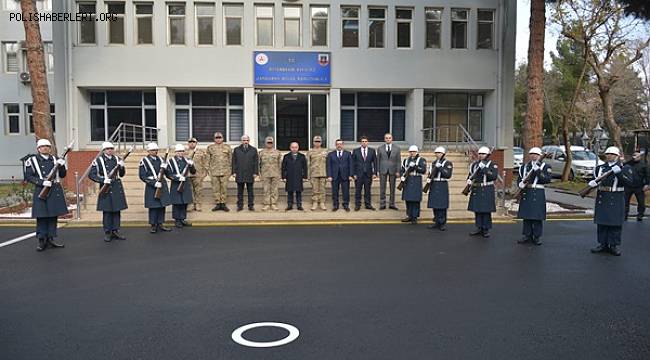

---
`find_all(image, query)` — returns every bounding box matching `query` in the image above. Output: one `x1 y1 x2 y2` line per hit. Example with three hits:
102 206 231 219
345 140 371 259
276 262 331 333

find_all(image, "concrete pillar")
328 88 341 149
156 87 170 148
244 87 257 146
407 88 424 148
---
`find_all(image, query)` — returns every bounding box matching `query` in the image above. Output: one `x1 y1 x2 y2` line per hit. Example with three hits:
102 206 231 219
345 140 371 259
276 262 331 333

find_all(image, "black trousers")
148 207 165 225
237 182 254 208
355 174 373 207
287 191 302 207
331 178 350 208
433 209 447 226
406 201 421 219
597 224 622 246
102 211 121 233
36 217 58 239
522 219 543 238
474 212 492 231
625 187 646 218
172 204 188 220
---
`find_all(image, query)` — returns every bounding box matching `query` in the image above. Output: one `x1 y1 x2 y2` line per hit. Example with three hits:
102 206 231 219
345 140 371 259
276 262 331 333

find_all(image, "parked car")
541 145 604 180
513 146 523 171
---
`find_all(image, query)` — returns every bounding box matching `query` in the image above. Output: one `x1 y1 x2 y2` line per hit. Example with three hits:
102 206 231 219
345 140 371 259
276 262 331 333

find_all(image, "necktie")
386 145 391 158
363 148 366 161
338 151 341 158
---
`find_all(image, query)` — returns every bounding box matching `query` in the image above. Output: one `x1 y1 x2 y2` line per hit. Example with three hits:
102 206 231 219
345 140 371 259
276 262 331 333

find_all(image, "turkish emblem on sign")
318 54 329 67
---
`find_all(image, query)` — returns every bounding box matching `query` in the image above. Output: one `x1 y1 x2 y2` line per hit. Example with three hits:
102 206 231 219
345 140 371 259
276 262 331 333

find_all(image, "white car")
541 145 605 180
513 146 523 171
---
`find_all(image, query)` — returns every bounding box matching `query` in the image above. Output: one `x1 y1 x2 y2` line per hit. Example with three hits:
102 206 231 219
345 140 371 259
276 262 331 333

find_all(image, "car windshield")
571 150 597 161
513 148 523 155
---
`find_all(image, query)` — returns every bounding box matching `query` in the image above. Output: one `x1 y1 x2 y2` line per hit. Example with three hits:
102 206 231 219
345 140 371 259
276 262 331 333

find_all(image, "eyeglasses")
188 141 197 143
214 136 223 139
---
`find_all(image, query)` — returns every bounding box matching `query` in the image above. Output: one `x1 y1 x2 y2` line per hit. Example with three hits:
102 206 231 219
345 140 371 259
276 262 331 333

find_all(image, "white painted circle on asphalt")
231 322 299 348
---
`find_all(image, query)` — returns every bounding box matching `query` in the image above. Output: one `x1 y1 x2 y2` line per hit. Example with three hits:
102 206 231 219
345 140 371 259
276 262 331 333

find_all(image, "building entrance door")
276 94 308 150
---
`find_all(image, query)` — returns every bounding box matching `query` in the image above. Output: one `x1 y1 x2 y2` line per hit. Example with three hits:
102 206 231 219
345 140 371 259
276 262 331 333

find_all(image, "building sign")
254 51 331 87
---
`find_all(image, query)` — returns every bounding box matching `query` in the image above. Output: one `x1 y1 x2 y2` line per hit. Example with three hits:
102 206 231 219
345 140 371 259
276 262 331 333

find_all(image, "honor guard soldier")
139 142 172 233
588 146 634 256
467 146 498 238
167 144 196 228
24 139 68 251
400 145 426 224
186 137 207 212
516 147 551 245
207 132 232 212
426 146 453 231
259 136 282 211
307 135 329 211
89 142 128 242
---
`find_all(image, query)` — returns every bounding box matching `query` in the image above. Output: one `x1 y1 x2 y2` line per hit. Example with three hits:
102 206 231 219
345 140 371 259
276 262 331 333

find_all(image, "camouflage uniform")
207 143 232 206
187 147 207 211
307 148 329 209
259 148 283 209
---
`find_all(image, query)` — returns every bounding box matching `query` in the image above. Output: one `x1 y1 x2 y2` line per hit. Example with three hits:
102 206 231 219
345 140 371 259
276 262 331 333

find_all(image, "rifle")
176 151 196 193
38 141 74 200
423 154 446 194
397 157 419 191
154 149 170 200
462 154 492 196
98 146 134 196
514 152 549 201
578 169 614 198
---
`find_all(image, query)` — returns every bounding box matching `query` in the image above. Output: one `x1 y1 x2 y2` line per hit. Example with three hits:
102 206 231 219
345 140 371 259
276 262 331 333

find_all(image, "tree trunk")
598 86 622 150
561 114 573 181
523 0 546 161
20 0 54 148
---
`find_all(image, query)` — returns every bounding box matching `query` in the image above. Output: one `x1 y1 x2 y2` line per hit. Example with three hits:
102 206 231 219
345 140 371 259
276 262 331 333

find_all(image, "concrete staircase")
78 150 479 223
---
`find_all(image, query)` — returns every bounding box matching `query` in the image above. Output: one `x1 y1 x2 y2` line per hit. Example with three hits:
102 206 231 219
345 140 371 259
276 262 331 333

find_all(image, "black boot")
158 224 172 232
482 231 490 238
104 232 113 242
469 228 483 236
517 236 530 244
401 217 412 223
46 237 64 248
212 204 221 212
532 237 542 246
427 223 439 230
608 246 621 256
36 238 46 252
180 220 192 227
150 225 158 233
410 218 417 225
222 204 230 212
590 244 608 253
438 224 447 231
112 231 126 240
175 220 183 228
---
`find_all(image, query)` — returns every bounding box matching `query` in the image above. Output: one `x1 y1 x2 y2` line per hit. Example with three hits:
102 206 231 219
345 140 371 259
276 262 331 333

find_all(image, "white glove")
466 179 473 186
42 180 52 187
518 181 525 189
532 164 540 171
178 176 186 182
611 165 622 174
154 181 162 188
160 163 168 169
187 160 194 166
56 158 66 166
435 162 443 168
426 178 432 184
478 162 486 169
588 180 598 188
103 179 112 185
117 160 125 167
408 161 416 168
400 176 406 182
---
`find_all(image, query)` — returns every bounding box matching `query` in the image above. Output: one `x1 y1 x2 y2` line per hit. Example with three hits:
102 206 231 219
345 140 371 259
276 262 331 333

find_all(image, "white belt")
147 176 155 180
598 186 624 192
525 184 544 189
473 181 494 187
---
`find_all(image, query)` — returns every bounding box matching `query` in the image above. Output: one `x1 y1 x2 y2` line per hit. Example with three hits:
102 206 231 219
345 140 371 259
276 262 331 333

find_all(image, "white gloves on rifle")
187 160 194 166
478 162 486 169
611 165 622 174
42 180 52 187
588 180 598 188
466 179 473 186
103 179 112 185
154 181 162 188
532 164 540 171
435 162 443 168
117 160 125 167
160 163 168 169
426 178 432 184
56 158 66 166
400 176 406 182
178 176 186 182
518 181 526 189
408 161 416 168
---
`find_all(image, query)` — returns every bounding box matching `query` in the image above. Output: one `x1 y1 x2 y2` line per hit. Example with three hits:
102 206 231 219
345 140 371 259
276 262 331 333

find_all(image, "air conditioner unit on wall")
19 72 31 83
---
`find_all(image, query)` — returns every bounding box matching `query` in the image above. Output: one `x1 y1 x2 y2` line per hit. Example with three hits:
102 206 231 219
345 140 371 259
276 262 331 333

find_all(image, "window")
3 0 19 10
256 5 274 47
224 4 243 46
44 42 54 73
107 3 125 44
424 93 483 142
284 6 301 47
340 92 406 142
196 3 215 45
478 10 495 49
89 91 157 141
425 8 442 49
36 0 51 12
451 9 468 49
341 6 359 48
3 42 19 73
174 91 244 142
396 8 412 48
78 2 97 45
368 8 385 48
4 104 20 135
311 6 328 47
26 104 56 133
135 3 154 45
168 3 186 45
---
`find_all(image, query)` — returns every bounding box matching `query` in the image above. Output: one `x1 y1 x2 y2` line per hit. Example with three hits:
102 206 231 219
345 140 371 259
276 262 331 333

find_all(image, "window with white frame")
78 2 97 45
311 6 328 47
107 2 125 44
89 91 157 141
396 8 412 48
26 104 56 133
174 91 244 142
4 104 20 135
368 7 385 48
2 42 19 73
36 0 52 12
341 6 359 48
4 0 52 11
340 92 406 142
168 3 186 45
255 5 274 47
478 9 495 49
224 4 243 46
135 3 154 45
44 42 54 73
196 3 215 45
451 9 468 49
423 93 483 142
284 6 301 47
425 8 442 49
2 0 19 11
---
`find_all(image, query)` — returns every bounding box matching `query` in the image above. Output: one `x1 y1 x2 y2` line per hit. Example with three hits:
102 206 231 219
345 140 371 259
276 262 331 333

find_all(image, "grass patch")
547 180 588 193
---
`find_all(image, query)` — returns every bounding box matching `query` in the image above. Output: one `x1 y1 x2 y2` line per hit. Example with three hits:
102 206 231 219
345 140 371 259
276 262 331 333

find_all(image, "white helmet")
529 147 542 155
408 145 419 152
434 146 446 154
604 146 620 156
146 142 159 151
101 141 114 150
36 139 52 148
174 144 186 152
478 146 490 155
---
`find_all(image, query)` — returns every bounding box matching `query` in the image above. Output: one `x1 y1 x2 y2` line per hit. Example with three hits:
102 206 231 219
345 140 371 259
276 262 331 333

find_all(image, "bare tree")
639 47 650 128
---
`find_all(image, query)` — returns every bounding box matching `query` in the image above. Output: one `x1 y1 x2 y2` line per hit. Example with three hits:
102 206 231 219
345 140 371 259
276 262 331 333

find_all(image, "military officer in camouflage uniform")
467 146 498 238
587 146 634 256
186 137 207 212
307 135 329 211
207 132 232 212
89 141 128 242
516 147 551 245
259 136 282 211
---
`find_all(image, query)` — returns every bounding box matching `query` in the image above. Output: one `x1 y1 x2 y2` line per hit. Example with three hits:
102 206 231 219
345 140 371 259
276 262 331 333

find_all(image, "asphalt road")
1 221 649 360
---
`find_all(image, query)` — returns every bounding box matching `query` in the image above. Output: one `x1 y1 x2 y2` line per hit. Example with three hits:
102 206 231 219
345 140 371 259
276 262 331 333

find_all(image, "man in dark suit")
232 134 259 211
352 136 377 210
282 142 308 210
376 133 401 210
327 139 353 212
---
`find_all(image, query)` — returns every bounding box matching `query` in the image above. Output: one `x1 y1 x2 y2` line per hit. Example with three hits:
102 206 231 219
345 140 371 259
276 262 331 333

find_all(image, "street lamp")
581 130 590 149
591 123 609 169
